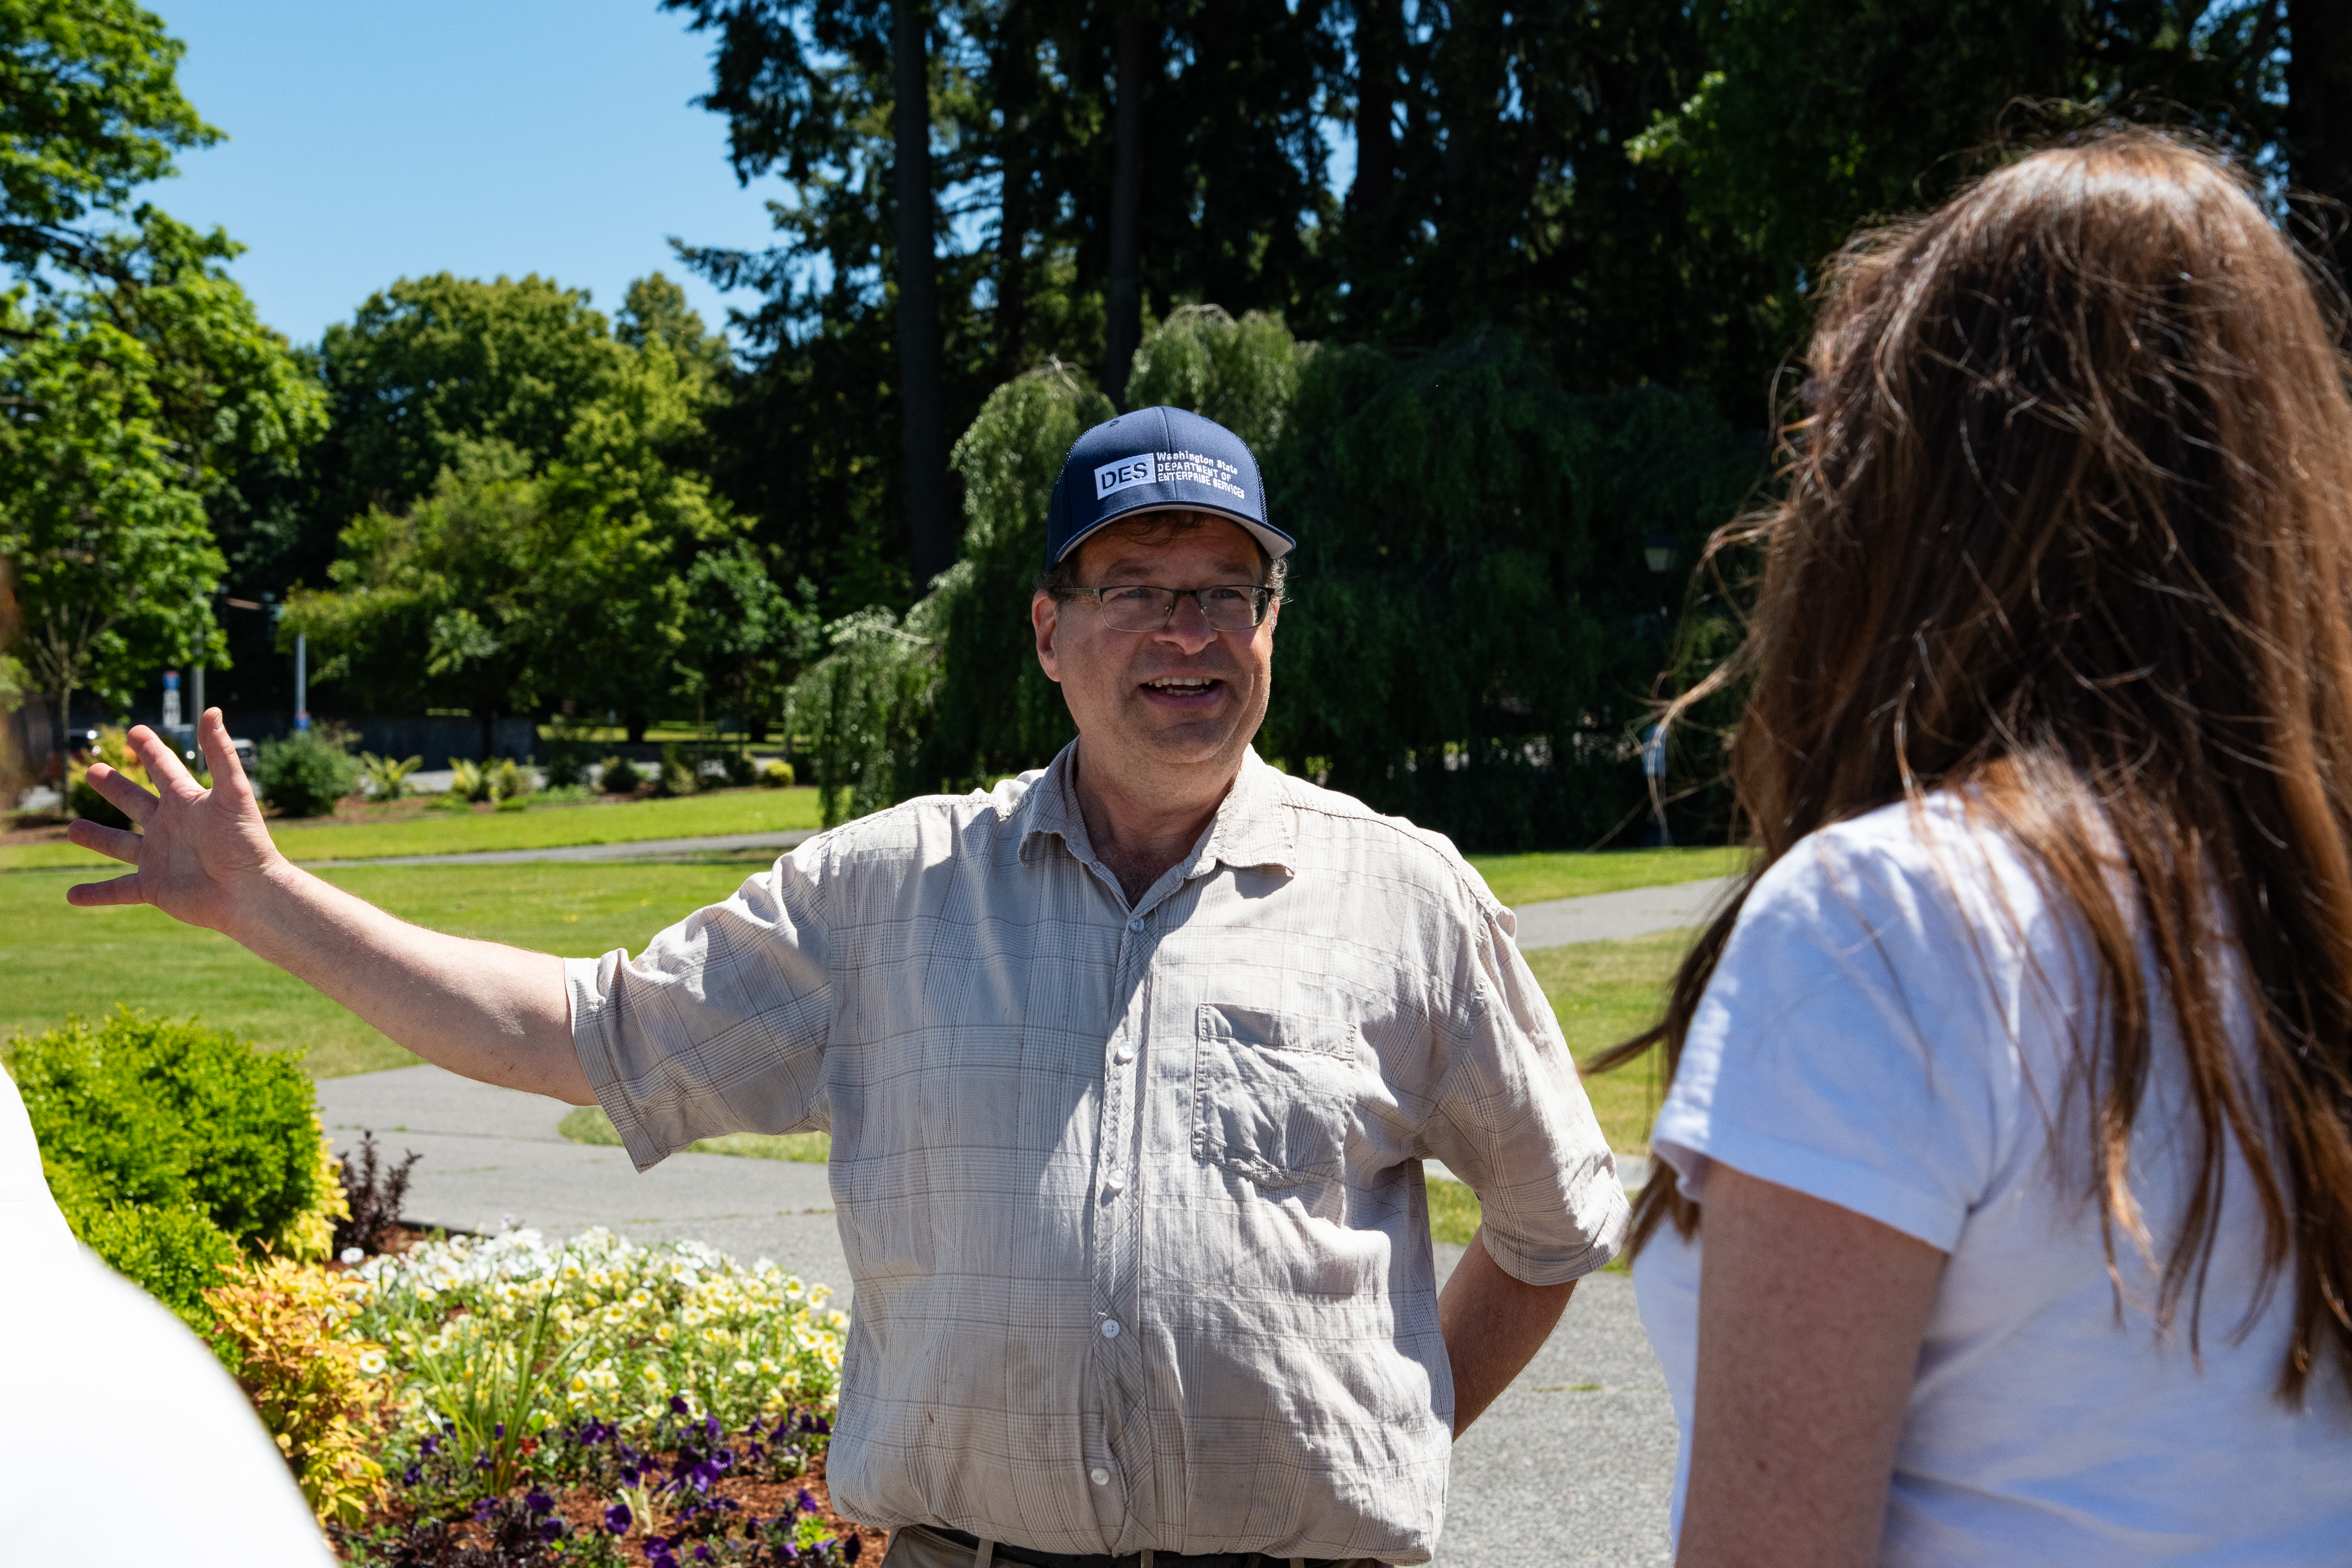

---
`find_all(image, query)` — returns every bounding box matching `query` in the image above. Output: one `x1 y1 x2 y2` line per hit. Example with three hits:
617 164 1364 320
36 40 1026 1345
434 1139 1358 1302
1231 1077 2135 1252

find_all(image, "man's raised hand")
64 709 284 934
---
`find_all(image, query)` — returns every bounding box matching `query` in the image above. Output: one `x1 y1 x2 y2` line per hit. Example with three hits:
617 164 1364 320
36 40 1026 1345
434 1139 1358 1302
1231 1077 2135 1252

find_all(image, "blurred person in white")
1608 129 2352 1566
0 1069 332 1564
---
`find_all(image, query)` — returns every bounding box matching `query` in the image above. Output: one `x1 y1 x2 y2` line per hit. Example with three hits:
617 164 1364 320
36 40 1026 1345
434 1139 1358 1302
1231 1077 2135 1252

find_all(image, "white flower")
341 1247 365 1265
357 1349 388 1377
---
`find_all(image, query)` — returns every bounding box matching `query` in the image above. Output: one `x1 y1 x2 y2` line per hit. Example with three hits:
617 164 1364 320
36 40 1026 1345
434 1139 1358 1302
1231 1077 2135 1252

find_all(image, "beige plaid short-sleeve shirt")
567 744 1628 1564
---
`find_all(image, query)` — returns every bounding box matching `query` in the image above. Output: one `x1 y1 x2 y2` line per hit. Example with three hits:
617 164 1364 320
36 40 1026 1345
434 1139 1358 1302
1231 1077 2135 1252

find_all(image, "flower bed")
208 1225 878 1565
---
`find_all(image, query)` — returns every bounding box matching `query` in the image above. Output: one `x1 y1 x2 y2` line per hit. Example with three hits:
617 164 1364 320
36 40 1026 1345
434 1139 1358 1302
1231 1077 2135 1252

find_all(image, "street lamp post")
1643 533 1676 847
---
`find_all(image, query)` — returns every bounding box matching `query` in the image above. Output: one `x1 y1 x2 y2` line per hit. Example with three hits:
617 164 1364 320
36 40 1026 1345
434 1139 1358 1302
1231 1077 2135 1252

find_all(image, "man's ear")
1032 591 1063 684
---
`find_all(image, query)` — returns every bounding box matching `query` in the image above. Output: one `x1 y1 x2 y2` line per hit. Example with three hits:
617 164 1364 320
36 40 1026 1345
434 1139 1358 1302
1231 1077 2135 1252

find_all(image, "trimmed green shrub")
6 1010 340 1319
77 1202 242 1329
599 754 643 794
654 742 696 797
256 732 361 818
761 758 795 788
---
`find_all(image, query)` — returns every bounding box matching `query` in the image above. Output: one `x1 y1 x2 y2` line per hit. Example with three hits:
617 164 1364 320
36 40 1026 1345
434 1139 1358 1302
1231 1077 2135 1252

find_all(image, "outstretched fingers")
197 708 256 807
125 722 200 795
64 869 150 908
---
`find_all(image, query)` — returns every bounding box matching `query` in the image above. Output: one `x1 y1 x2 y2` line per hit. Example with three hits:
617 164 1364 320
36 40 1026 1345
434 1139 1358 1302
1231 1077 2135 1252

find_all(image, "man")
69 405 1628 1567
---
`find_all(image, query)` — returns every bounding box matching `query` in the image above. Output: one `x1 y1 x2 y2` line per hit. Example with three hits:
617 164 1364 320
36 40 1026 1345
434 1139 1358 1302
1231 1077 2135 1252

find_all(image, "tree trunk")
892 0 954 589
48 681 71 774
1351 0 1395 217
1104 12 1147 405
478 707 496 762
627 712 650 745
2289 0 2352 288
995 10 1036 382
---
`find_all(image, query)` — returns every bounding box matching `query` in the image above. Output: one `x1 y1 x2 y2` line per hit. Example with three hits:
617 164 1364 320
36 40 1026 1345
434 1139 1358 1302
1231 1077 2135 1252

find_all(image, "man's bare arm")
66 712 592 1103
1438 1225 1577 1436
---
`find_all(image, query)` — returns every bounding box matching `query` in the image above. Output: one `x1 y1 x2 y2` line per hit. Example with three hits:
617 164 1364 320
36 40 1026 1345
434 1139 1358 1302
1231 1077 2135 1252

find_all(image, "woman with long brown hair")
1623 131 2352 1565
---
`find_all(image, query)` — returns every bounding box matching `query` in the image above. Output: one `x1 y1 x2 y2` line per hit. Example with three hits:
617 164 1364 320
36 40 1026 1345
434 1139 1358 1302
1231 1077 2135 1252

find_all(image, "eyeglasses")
1069 584 1276 633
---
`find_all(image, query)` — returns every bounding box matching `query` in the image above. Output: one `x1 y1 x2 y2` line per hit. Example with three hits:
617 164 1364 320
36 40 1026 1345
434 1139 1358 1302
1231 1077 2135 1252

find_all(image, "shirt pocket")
1192 1003 1360 1189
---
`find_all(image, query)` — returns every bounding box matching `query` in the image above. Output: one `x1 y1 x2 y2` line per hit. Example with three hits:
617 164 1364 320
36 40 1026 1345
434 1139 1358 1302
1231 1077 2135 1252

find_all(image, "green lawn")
2 861 770 1077
2 787 823 872
1465 845 1748 907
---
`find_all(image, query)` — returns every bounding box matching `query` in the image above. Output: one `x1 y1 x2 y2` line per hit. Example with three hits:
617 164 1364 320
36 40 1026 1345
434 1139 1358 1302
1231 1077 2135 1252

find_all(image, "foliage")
850 305 1759 848
911 361 1113 793
65 722 148 830
8 1008 343 1316
0 0 221 282
653 743 698 798
203 1256 387 1526
0 213 320 754
759 759 794 788
598 754 644 795
1630 0 2293 347
351 1403 862 1568
333 1129 421 1259
1126 305 1310 452
359 750 424 800
1264 330 1763 848
288 310 753 747
311 273 630 530
351 1227 847 1461
75 1199 238 1328
256 728 361 818
787 603 944 828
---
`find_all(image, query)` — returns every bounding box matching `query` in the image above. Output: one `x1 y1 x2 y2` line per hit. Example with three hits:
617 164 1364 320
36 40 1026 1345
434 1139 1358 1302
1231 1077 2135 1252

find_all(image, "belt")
935 1527 1338 1568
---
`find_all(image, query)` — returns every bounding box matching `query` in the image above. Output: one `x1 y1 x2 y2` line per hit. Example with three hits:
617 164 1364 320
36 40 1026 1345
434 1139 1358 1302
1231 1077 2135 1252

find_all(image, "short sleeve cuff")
1475 1165 1634 1287
1653 1117 1965 1253
564 954 672 1174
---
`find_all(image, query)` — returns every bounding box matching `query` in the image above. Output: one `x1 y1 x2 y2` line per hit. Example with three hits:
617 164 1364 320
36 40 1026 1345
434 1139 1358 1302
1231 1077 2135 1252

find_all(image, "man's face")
1032 516 1280 784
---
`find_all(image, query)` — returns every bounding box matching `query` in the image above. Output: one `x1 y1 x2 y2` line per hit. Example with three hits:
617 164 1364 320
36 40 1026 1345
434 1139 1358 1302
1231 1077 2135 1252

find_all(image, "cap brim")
1053 498 1294 565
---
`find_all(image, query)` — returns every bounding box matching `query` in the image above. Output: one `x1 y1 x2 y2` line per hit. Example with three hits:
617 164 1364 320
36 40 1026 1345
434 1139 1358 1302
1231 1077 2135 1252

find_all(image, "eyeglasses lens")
1097 587 1265 633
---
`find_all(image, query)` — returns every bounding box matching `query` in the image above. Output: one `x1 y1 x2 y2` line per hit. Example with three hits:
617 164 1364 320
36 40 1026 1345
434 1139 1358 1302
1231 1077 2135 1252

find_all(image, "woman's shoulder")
1739 793 2057 962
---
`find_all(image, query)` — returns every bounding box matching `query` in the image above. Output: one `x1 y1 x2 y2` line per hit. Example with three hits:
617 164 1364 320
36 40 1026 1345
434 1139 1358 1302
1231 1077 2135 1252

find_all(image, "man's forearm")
233 859 590 1103
1439 1225 1577 1436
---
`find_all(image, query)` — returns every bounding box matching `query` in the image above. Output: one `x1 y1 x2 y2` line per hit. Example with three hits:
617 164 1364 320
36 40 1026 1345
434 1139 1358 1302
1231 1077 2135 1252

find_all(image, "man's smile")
1140 674 1225 705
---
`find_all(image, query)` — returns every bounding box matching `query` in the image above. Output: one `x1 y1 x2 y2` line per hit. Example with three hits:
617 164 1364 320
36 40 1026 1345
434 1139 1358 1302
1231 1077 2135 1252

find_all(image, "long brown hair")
1606 130 2352 1403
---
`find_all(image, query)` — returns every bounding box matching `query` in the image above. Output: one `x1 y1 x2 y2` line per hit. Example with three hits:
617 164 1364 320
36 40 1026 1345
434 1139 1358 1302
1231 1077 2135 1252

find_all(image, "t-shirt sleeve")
567 841 836 1172
1420 896 1631 1286
1650 827 2026 1253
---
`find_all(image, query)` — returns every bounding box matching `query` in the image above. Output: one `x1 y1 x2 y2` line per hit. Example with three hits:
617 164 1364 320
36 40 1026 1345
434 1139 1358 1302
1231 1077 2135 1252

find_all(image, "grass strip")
1464 845 1749 907
1 787 823 872
2 861 770 1078
557 1105 830 1164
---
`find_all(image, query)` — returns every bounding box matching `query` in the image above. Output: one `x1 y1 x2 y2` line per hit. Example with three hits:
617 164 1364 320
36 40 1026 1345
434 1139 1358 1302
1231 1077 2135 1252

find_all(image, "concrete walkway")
1511 876 1736 949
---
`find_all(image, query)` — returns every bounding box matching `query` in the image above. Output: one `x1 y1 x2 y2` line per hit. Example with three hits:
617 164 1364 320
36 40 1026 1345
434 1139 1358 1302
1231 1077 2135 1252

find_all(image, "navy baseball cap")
1045 406 1292 566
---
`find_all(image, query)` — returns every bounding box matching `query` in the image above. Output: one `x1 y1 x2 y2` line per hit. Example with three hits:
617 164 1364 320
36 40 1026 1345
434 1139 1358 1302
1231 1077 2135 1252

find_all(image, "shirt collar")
1014 741 1296 882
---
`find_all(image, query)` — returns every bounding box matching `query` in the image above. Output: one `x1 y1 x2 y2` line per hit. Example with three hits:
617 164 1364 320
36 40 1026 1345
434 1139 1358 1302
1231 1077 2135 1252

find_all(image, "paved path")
1510 876 1736 949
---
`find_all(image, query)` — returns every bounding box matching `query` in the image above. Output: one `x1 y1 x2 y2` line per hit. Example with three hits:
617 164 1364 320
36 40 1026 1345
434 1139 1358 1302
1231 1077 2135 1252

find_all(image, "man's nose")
1155 593 1219 652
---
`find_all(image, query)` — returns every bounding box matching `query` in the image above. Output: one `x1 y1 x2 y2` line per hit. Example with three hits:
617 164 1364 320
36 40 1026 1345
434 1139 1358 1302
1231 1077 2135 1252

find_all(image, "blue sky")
145 1 785 348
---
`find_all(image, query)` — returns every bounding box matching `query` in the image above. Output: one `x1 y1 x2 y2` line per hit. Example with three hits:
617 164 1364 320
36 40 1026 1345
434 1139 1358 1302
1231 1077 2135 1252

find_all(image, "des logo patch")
1093 452 1158 499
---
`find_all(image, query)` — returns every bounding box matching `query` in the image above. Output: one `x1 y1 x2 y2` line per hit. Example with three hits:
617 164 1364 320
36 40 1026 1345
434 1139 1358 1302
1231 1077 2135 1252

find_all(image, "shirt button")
1128 917 1144 932
1105 1168 1128 1192
1100 1319 1121 1339
1112 1042 1136 1065
1089 1466 1111 1487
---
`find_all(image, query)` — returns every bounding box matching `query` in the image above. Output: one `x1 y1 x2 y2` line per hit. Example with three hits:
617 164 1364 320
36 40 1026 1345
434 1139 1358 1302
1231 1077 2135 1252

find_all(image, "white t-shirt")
1634 795 2352 1565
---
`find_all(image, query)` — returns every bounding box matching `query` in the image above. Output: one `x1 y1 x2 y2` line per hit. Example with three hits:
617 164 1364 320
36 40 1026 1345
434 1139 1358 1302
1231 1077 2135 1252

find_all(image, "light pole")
1643 533 1676 847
